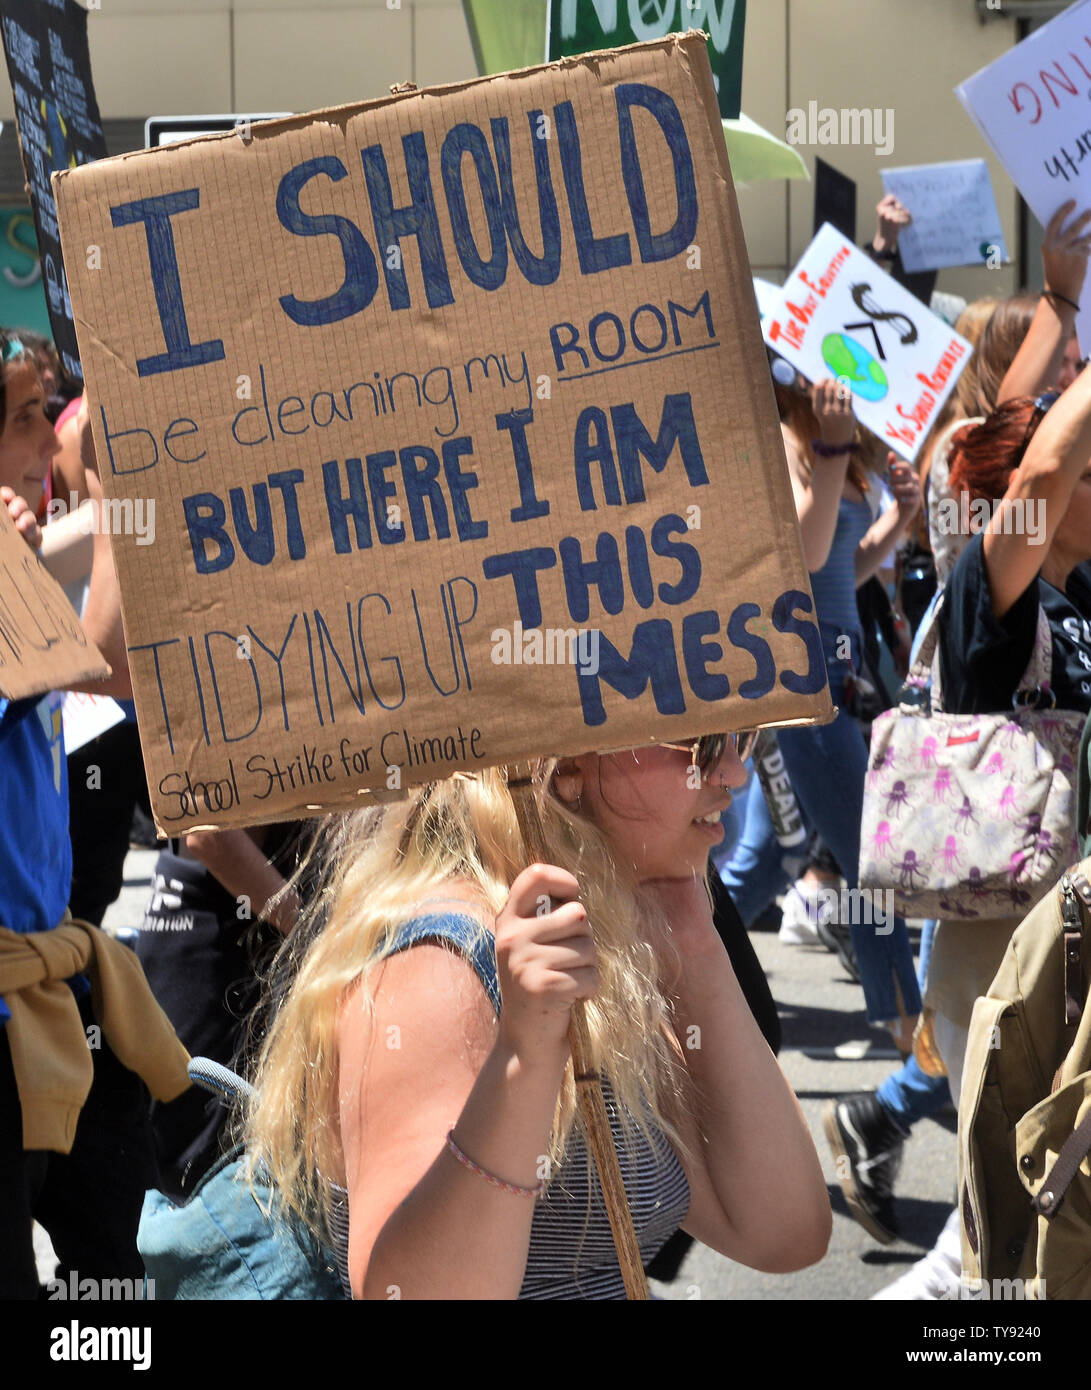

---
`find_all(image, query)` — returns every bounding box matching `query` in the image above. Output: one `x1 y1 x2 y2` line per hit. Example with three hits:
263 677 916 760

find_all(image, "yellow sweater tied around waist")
0 917 192 1152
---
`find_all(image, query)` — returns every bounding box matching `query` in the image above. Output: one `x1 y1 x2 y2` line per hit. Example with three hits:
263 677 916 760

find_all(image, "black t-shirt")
937 532 1091 716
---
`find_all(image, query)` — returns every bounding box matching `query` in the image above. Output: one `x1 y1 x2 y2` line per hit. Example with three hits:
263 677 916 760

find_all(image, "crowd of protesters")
3 164 1091 1300
718 194 1091 1299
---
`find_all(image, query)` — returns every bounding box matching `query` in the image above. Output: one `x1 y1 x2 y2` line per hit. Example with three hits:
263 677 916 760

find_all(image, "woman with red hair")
927 372 1091 1098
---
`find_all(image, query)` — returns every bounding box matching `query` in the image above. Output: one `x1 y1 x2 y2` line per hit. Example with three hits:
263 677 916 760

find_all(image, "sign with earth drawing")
761 224 972 464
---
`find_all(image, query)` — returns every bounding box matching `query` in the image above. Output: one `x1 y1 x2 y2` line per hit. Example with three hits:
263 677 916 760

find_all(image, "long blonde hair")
244 761 694 1239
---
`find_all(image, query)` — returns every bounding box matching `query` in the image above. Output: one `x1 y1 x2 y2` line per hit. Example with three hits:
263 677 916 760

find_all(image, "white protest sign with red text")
958 0 1091 347
762 224 971 463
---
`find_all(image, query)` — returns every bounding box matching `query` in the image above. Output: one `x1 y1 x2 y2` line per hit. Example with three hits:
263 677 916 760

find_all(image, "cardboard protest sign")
0 0 106 385
547 0 746 120
0 501 108 701
762 225 972 464
55 34 832 834
880 160 1007 275
958 0 1091 343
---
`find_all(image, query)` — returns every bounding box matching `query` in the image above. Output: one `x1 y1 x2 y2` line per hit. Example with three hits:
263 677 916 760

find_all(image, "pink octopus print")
1037 714 1067 743
885 780 910 817
868 747 895 788
895 850 927 891
1019 811 1042 838
997 784 1019 819
931 768 953 804
872 821 894 858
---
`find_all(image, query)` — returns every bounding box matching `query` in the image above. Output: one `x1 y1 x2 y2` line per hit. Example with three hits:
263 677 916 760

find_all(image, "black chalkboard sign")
814 157 856 243
0 0 107 385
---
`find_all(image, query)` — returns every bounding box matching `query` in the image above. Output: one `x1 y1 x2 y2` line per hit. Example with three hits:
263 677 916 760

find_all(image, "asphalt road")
648 918 957 1301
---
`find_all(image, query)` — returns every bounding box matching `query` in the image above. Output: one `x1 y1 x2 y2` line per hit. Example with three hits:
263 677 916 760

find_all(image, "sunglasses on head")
1020 390 1061 458
0 334 25 364
658 730 756 772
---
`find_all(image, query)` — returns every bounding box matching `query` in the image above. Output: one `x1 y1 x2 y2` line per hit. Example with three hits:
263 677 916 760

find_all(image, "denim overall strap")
386 913 501 1015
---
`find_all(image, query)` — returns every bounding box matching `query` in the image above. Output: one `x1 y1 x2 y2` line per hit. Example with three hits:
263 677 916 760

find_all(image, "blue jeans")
876 919 951 1130
769 625 922 1025
716 767 812 925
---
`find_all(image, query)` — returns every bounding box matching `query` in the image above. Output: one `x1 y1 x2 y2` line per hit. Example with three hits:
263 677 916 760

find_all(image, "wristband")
871 244 897 262
445 1129 544 1198
1044 289 1081 313
811 438 859 458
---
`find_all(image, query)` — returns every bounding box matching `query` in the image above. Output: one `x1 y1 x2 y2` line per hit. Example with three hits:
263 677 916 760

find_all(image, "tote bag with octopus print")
859 603 1083 921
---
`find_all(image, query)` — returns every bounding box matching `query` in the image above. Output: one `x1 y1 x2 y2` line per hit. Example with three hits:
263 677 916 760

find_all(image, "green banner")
462 0 549 78
461 0 798 182
547 0 745 120
0 210 51 341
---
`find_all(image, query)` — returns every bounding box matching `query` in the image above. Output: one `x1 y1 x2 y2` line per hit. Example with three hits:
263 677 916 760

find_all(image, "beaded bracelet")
811 438 859 458
445 1129 544 1199
1044 289 1081 314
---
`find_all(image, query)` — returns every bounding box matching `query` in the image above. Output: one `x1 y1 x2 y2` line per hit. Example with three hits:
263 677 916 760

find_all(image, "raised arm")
66 404 131 698
854 453 922 586
341 865 595 1300
39 500 93 588
66 466 131 698
984 366 1091 619
870 193 910 263
646 873 831 1272
997 201 1091 406
182 828 301 935
788 380 856 573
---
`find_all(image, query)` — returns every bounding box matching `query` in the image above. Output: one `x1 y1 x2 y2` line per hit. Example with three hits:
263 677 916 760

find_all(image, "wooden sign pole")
506 765 650 1301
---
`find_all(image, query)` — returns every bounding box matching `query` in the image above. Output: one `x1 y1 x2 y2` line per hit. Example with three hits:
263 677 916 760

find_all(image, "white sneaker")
871 1208 961 1300
778 881 823 945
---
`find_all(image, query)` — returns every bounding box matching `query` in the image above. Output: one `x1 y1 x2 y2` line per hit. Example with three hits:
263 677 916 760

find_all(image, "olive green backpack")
959 864 1091 1299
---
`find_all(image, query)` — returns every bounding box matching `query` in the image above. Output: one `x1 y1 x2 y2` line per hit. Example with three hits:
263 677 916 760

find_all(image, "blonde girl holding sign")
246 739 831 1299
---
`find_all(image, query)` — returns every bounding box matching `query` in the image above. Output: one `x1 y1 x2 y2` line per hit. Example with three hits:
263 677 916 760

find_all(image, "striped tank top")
807 492 872 639
328 911 690 1300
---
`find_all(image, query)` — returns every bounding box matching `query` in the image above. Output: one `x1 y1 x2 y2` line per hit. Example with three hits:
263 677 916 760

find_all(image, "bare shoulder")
336 935 500 1286
337 936 498 1075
